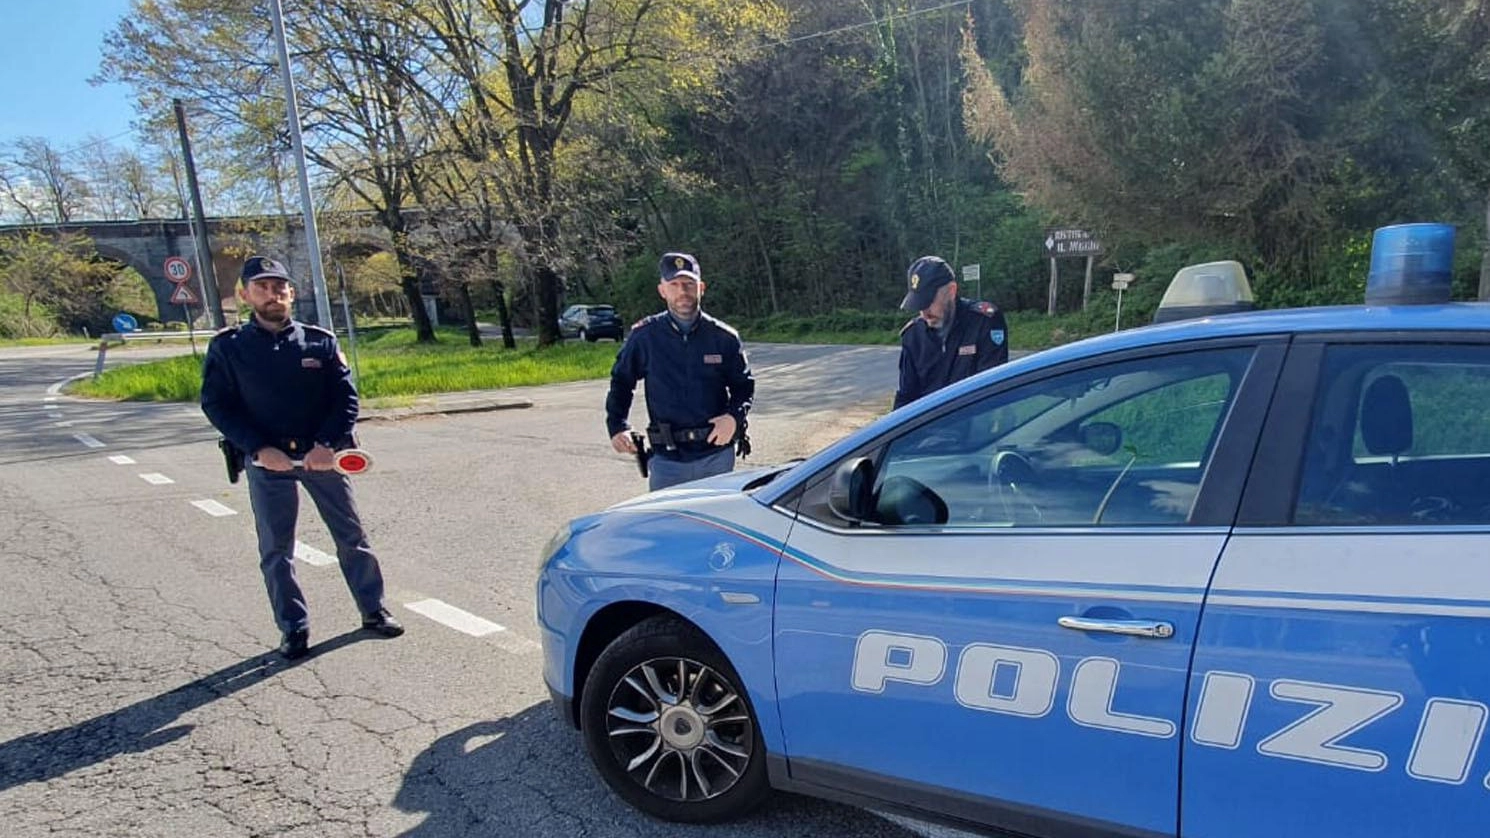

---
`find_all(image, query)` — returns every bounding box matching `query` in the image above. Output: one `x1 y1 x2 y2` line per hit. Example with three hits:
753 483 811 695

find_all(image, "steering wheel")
987 449 1043 523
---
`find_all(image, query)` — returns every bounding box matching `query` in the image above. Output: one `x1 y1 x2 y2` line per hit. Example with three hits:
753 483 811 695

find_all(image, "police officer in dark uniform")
201 256 403 661
606 252 755 491
894 255 1009 409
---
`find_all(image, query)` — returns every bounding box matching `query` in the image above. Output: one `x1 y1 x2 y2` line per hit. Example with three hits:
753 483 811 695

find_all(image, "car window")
847 346 1255 529
1295 343 1490 526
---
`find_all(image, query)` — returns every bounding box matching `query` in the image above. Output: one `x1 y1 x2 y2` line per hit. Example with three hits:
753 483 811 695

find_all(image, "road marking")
47 373 89 396
42 396 58 403
404 599 506 637
108 455 136 465
139 473 175 485
293 541 337 567
73 433 105 449
55 420 74 427
190 499 237 517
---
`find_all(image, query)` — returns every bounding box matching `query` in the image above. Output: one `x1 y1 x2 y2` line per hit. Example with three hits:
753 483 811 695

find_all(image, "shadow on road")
0 630 369 792
392 703 917 838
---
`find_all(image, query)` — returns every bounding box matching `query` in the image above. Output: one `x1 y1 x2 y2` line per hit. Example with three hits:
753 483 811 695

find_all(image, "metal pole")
269 0 333 328
172 99 224 329
1114 288 1124 332
336 263 361 385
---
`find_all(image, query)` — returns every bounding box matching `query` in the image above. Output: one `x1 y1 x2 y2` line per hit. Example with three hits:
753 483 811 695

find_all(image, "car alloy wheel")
580 616 769 822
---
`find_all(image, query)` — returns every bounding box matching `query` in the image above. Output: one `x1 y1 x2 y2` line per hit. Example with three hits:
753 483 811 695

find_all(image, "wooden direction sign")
169 283 200 305
1043 228 1103 258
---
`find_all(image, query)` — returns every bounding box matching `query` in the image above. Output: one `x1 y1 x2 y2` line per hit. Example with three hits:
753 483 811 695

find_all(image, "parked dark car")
558 304 623 342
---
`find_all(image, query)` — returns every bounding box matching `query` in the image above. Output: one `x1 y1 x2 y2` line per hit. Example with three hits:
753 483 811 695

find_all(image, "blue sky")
0 0 139 153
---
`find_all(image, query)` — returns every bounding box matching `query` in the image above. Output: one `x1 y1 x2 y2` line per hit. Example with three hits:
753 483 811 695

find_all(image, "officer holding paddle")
201 256 403 661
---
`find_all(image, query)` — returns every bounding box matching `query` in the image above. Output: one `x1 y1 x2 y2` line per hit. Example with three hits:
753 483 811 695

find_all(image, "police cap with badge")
660 252 701 282
902 255 955 311
242 255 294 286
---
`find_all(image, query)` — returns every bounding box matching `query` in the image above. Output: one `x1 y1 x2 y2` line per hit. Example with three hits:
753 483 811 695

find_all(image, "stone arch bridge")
0 215 439 326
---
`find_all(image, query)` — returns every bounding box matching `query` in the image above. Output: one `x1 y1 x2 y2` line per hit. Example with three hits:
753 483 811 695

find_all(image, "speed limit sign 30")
164 256 192 284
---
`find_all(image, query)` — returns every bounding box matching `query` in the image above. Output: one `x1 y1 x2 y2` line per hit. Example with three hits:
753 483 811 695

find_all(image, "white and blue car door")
774 340 1283 837
1186 337 1490 838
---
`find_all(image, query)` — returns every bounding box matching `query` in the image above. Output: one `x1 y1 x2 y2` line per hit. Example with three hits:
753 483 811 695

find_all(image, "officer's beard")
667 296 699 323
251 301 292 331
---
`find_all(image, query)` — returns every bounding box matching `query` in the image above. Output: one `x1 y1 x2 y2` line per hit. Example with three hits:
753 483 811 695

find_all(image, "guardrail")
93 330 216 379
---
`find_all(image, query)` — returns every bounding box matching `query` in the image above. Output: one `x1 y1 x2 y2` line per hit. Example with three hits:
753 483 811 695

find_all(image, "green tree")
0 232 117 331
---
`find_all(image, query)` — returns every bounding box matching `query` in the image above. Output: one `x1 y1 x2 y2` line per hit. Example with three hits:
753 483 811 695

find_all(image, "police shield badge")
991 329 1006 346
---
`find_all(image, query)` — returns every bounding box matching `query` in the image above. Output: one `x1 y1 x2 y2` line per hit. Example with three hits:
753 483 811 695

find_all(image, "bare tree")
1 137 91 223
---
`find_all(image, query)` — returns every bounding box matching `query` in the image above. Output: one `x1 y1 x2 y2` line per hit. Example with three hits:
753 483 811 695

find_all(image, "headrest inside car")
1361 374 1413 457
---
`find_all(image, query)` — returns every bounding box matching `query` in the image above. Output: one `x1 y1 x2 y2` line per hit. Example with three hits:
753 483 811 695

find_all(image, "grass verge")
73 326 621 402
0 336 97 347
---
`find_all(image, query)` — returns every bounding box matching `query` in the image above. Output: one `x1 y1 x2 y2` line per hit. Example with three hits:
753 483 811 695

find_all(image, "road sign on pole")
1112 272 1135 332
961 264 982 301
1043 229 1103 258
164 256 193 284
169 283 201 305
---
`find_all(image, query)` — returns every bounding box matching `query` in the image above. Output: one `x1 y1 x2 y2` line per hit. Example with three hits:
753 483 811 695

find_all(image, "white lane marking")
54 420 75 427
403 599 506 637
47 372 89 396
73 433 105 449
293 541 337 567
190 499 237 517
139 473 175 485
43 396 58 403
108 455 136 465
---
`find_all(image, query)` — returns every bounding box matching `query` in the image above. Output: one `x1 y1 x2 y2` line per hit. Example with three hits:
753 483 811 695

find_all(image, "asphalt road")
0 340 975 838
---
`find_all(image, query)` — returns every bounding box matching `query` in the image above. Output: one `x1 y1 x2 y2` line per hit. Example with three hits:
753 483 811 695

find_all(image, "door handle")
1058 616 1174 639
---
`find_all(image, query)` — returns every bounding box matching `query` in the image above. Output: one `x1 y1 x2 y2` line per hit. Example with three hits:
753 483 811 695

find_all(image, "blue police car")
537 225 1490 836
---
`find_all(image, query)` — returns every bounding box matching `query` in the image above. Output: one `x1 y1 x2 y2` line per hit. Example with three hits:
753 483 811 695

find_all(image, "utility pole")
269 0 333 328
172 99 224 329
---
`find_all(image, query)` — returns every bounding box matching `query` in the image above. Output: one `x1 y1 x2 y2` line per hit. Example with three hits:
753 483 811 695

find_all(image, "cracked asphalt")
0 340 970 838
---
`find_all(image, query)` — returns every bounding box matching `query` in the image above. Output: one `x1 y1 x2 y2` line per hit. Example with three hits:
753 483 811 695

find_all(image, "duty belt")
646 424 715 452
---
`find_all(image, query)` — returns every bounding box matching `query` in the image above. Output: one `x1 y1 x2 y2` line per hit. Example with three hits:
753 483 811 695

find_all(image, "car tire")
579 615 769 823
583 329 598 342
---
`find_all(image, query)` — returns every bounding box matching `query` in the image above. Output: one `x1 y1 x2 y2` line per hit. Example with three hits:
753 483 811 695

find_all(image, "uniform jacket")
894 298 1009 409
201 318 358 458
605 311 755 460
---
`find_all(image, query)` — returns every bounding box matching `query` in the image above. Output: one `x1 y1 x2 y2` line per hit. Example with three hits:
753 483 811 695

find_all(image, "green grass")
75 354 206 401
73 326 621 402
0 336 97 346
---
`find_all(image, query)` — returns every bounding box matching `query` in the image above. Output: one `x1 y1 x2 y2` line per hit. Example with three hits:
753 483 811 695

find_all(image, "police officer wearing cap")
606 252 755 491
201 255 403 661
894 255 1010 409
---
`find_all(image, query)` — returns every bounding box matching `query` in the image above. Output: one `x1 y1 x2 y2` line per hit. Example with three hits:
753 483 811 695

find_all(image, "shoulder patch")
631 317 650 331
972 301 998 317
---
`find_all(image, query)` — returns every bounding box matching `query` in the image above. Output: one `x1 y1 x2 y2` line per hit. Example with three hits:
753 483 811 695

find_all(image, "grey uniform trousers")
245 465 387 633
648 446 735 491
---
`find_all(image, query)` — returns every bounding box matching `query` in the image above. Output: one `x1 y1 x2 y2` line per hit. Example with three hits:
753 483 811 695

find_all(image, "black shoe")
362 608 405 637
279 628 310 660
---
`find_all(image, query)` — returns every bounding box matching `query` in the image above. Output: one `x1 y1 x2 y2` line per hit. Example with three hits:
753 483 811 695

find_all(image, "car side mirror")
828 457 875 523
1079 421 1123 457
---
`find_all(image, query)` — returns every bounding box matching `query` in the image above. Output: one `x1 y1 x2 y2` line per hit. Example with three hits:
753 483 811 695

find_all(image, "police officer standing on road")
894 255 1009 409
201 256 403 661
607 252 755 492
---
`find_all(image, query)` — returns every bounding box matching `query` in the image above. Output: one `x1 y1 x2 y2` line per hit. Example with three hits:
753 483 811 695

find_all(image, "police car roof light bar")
1152 260 1255 324
1365 222 1455 306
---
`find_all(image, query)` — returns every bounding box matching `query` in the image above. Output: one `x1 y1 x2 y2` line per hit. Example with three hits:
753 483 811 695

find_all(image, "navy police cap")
660 252 701 282
902 255 954 311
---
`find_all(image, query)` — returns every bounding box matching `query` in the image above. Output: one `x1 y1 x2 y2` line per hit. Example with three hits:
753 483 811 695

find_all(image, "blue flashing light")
1365 223 1455 306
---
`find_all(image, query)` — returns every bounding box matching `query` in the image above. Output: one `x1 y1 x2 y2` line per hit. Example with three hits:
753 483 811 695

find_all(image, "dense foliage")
5 1 1487 341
